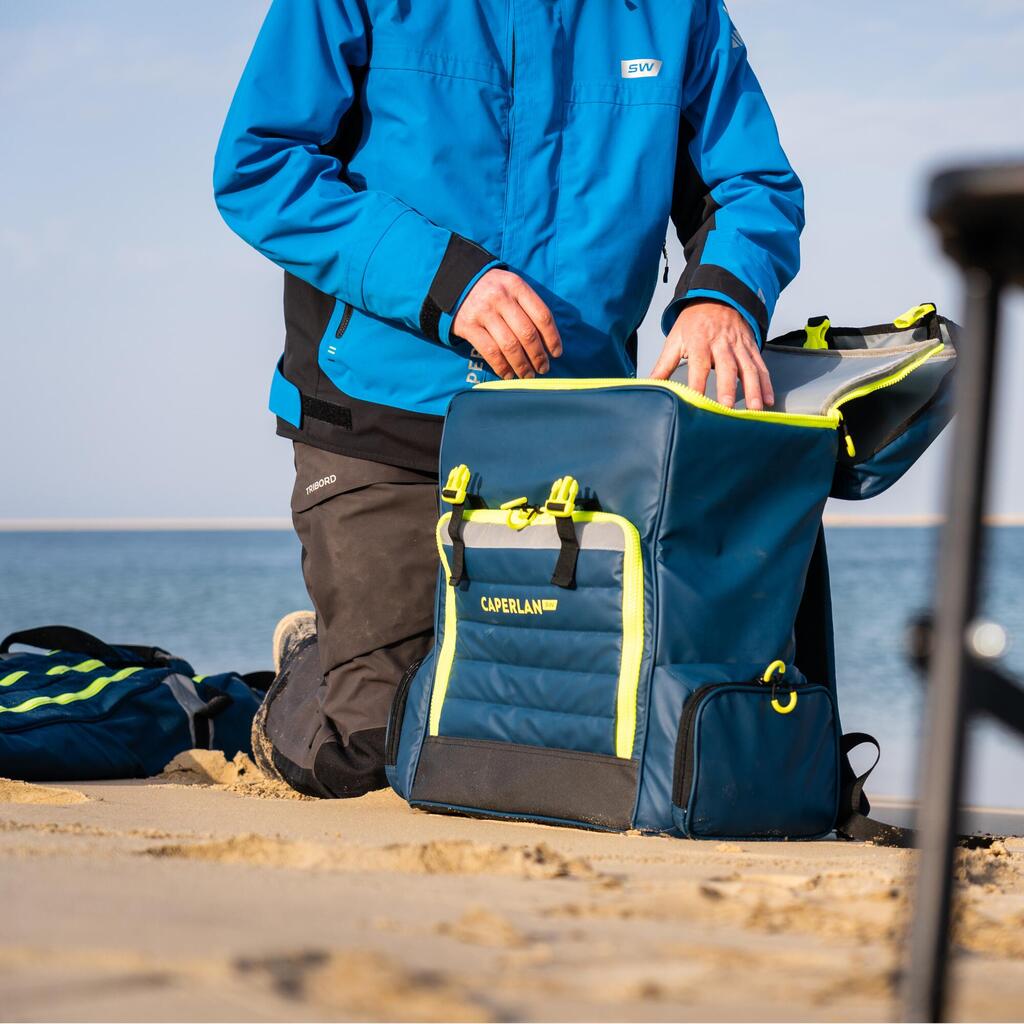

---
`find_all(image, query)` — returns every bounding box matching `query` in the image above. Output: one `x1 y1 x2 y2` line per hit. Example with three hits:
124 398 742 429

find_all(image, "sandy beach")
1 751 1022 1023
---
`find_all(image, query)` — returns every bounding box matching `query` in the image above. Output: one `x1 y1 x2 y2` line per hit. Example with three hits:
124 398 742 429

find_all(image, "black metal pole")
902 270 1002 1022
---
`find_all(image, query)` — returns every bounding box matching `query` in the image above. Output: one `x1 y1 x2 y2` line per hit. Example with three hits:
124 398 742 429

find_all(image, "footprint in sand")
141 833 599 880
235 948 496 1022
0 778 88 806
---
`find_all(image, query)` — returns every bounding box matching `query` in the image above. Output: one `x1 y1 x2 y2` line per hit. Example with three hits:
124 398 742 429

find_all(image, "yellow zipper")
475 377 839 430
476 342 947 453
828 340 947 458
429 509 645 759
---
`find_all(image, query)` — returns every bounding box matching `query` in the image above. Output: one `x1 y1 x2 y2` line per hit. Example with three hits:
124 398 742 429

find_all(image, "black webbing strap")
419 234 497 342
0 625 173 668
448 502 468 587
550 516 580 589
241 670 275 693
836 733 1000 848
192 691 235 750
836 733 915 847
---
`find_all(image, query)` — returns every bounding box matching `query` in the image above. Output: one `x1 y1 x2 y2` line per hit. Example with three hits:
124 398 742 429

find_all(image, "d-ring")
771 690 798 715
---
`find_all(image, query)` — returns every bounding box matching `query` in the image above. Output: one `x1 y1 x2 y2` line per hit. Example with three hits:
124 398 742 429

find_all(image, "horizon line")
1 514 1023 532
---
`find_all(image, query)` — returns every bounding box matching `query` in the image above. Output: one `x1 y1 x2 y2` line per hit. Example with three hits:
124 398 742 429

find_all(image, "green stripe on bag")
0 666 143 715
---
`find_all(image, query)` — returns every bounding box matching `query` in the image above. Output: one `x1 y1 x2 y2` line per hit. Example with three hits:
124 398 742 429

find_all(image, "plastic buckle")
544 476 579 518
803 315 831 350
500 496 536 530
441 464 471 505
893 302 937 330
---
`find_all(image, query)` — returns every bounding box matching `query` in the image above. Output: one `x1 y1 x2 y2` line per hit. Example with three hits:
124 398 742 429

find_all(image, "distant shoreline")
1 515 1022 531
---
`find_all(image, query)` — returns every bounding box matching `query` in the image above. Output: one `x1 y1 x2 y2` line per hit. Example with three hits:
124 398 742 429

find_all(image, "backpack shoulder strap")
1 625 175 668
836 732 915 847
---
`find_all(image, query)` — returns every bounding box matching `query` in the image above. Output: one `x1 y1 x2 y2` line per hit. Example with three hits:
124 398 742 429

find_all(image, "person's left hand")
650 299 774 410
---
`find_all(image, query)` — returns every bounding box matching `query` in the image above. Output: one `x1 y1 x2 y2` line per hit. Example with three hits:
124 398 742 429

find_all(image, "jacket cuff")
360 207 453 332
438 258 504 345
419 234 500 343
661 264 770 347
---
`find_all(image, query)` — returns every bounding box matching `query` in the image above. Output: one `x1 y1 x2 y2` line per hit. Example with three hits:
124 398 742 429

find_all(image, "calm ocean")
2 527 1021 808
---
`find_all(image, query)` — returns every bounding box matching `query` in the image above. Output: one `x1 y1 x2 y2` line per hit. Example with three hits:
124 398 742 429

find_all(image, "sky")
1 0 1021 521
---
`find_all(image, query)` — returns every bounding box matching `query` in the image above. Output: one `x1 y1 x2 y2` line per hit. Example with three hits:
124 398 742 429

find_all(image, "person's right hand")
452 269 562 379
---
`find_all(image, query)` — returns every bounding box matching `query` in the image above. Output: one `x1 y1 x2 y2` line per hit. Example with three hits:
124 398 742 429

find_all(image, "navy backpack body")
386 306 957 842
0 626 266 781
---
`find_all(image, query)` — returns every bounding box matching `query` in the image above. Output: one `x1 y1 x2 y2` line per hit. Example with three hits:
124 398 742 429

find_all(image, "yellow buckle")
544 476 579 518
500 496 535 530
893 303 936 330
803 316 831 350
441 464 471 505
762 660 787 684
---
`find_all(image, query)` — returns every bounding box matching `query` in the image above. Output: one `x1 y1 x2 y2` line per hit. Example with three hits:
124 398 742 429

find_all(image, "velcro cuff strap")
419 234 497 342
676 264 770 345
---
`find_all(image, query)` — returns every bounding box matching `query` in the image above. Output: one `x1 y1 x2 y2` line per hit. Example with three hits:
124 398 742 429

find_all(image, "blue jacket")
214 0 803 470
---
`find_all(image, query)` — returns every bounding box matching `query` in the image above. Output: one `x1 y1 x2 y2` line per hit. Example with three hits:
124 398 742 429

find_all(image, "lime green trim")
428 508 645 759
475 378 839 431
46 659 105 676
0 671 28 688
0 666 143 715
803 318 831 350
893 302 936 330
830 342 946 416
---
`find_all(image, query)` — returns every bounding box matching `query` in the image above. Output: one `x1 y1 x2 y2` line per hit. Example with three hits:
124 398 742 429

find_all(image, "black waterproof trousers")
254 442 438 797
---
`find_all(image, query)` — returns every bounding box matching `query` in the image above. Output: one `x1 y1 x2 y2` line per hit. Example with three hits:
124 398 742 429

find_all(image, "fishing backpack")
0 626 267 781
386 304 957 841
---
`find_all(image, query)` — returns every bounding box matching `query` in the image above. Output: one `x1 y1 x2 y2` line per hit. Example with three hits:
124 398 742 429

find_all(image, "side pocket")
671 672 840 840
385 650 435 799
385 656 423 769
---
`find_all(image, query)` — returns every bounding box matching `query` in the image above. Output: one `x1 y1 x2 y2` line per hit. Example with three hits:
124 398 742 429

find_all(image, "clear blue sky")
1 0 1021 520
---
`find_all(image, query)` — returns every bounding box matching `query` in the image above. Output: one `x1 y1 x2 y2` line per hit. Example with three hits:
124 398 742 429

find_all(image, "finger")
484 313 535 379
687 344 712 396
500 299 551 374
736 350 764 411
754 347 775 407
513 282 562 357
463 326 515 380
650 336 682 380
712 345 738 408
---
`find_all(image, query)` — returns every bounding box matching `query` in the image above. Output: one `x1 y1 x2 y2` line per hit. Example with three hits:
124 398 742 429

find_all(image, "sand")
0 753 1021 1022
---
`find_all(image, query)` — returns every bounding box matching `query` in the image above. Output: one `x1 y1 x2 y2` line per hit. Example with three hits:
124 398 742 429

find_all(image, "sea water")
1 527 1022 807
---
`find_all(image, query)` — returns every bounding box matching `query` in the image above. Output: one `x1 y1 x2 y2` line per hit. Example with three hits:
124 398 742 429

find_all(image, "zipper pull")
661 241 670 284
838 414 857 458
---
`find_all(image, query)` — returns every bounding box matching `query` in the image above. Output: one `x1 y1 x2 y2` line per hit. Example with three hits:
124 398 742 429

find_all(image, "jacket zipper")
500 22 516 256
335 303 353 340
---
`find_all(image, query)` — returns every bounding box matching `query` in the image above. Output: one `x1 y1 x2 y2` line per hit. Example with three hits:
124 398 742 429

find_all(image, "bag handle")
441 464 472 587
0 625 173 668
544 476 581 589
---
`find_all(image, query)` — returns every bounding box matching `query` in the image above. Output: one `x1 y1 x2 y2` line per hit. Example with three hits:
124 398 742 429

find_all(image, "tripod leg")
903 270 1003 1022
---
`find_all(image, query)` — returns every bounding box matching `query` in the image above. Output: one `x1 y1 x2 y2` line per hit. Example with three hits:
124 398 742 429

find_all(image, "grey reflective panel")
450 518 628 552
672 342 946 416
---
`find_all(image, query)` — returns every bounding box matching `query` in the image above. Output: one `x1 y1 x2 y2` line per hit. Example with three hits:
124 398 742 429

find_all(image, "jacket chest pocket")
554 81 683 333
427 507 645 760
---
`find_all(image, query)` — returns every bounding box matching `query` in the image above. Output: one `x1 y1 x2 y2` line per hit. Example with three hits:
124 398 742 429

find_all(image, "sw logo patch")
621 58 662 79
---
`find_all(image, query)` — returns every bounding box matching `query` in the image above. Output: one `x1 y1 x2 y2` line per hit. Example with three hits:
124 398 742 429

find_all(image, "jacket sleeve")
662 1 804 347
212 0 500 343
